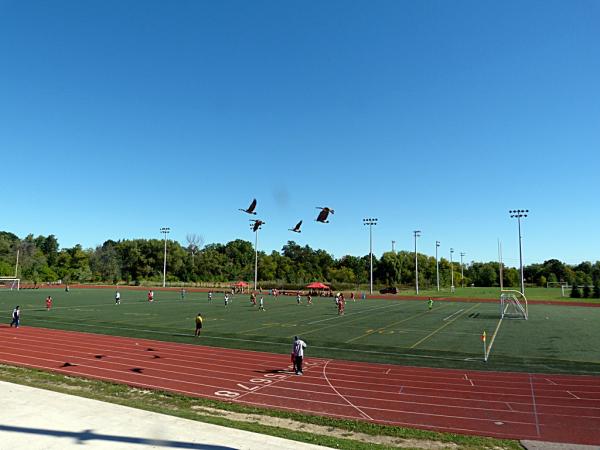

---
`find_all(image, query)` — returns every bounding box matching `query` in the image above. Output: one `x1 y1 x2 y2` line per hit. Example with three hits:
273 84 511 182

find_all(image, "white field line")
306 303 399 325
443 309 464 321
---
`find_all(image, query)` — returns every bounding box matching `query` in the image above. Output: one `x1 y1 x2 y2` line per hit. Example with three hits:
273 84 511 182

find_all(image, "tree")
593 282 600 299
582 284 591 298
570 284 581 298
186 233 203 265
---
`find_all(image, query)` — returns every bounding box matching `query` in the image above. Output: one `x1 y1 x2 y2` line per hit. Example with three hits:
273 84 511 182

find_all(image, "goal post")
0 278 21 291
500 289 528 320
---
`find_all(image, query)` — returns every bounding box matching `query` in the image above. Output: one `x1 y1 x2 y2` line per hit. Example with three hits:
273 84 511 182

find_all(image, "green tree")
570 284 581 298
582 285 591 298
593 282 600 299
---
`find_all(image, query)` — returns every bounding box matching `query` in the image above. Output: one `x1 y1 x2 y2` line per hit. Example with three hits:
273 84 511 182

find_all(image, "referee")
194 312 203 336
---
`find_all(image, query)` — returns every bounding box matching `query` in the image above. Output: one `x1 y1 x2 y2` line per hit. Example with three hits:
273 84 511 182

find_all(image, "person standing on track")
292 336 307 375
10 306 20 328
194 312 203 336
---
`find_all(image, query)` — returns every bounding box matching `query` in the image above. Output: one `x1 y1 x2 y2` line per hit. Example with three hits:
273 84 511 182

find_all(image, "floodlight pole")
392 240 396 253
460 252 466 288
254 227 259 291
435 241 440 292
363 218 378 295
510 209 529 295
413 230 421 295
160 227 170 288
450 248 455 293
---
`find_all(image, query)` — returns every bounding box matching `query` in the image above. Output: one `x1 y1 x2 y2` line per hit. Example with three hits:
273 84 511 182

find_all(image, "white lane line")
529 373 541 437
443 309 464 321
567 391 581 399
385 368 391 375
322 360 373 421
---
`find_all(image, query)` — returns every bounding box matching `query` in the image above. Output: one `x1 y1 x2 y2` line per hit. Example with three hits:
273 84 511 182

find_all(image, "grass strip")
0 363 522 450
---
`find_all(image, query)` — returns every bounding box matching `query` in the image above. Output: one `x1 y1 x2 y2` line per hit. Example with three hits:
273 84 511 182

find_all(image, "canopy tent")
306 282 329 289
233 281 249 287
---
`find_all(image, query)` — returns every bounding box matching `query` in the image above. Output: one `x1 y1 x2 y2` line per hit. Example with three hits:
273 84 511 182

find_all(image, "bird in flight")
239 198 257 215
289 220 302 233
315 207 334 223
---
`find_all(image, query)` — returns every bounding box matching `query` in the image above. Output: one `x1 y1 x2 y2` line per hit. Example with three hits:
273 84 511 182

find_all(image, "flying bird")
289 220 302 233
315 207 334 223
250 219 265 232
239 198 257 215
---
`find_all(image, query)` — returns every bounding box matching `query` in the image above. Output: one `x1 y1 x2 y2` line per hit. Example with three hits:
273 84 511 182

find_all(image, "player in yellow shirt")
194 312 203 336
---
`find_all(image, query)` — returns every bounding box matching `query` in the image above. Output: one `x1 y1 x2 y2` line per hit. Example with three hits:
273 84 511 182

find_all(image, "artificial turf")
2 287 599 374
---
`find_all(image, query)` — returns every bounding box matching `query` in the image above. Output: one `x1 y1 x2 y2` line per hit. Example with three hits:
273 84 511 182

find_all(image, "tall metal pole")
450 248 455 293
363 218 378 295
510 209 529 295
460 252 466 288
392 240 396 253
160 227 170 288
413 230 421 295
254 227 258 291
435 241 440 292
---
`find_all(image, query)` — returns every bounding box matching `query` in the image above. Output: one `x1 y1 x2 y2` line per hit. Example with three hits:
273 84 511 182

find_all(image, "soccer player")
258 296 265 311
147 290 154 302
350 292 355 302
296 292 301 304
115 291 121 305
250 292 257 306
208 291 213 303
224 294 229 308
181 288 186 299
45 296 53 311
10 306 20 328
428 297 434 311
307 294 312 305
194 312 203 336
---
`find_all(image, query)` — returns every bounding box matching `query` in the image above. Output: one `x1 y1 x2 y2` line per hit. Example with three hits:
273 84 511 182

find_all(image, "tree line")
1 231 599 290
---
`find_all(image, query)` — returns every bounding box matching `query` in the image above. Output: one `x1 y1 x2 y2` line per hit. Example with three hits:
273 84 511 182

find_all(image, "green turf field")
2 288 599 375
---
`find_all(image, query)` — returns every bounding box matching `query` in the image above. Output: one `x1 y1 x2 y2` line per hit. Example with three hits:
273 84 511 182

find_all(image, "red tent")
306 282 329 289
233 281 249 287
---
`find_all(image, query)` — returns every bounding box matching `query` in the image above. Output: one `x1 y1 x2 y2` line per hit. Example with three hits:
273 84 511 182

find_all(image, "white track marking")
567 391 581 399
529 373 541 437
322 360 373 420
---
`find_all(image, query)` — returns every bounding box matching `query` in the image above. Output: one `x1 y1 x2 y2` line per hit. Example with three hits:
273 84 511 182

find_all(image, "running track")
1 325 599 445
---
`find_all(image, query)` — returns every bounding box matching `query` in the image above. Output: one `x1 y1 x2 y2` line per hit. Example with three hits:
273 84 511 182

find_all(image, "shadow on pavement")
0 424 237 449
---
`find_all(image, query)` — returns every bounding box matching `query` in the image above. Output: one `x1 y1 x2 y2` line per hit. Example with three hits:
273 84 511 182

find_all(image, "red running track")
1 325 599 445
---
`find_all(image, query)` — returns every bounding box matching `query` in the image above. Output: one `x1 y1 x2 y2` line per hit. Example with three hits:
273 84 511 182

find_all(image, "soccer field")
2 287 599 375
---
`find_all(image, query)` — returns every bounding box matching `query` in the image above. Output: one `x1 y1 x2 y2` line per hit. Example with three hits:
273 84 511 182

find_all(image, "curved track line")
321 360 373 420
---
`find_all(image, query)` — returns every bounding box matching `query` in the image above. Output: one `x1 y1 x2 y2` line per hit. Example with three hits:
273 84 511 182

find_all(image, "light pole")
250 220 265 291
435 241 440 292
413 230 421 295
460 252 466 288
450 248 455 293
392 240 396 253
363 218 378 294
509 209 529 294
160 227 170 288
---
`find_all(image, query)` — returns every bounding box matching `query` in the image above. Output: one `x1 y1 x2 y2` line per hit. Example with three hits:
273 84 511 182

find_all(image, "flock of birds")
239 198 334 233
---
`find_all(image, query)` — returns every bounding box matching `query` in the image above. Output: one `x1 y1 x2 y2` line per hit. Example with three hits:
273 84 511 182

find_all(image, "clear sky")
1 0 598 266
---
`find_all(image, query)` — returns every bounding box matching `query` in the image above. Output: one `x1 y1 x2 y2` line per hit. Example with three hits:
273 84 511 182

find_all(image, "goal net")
500 289 528 320
0 278 20 290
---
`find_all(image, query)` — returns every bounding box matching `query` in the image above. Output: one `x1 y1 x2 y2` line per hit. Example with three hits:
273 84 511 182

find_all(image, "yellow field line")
345 304 451 344
410 303 480 349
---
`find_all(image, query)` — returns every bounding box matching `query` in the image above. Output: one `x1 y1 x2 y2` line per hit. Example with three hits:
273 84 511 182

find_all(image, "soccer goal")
500 290 528 320
0 278 20 290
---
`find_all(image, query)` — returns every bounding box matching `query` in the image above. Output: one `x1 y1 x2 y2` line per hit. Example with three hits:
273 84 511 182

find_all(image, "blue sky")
1 0 598 266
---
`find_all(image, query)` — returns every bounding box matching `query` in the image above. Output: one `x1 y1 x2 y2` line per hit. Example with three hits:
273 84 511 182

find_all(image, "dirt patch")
191 405 459 449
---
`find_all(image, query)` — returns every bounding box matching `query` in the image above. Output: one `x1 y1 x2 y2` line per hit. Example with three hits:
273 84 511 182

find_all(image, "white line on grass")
443 309 464 321
306 303 399 325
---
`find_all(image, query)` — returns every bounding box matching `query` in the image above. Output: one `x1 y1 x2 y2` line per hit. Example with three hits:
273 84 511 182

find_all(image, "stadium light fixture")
363 218 378 295
460 252 466 288
160 227 170 288
413 230 421 295
435 241 440 292
509 209 529 295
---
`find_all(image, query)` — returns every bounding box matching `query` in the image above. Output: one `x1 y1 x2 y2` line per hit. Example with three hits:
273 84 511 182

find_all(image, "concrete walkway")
0 381 330 450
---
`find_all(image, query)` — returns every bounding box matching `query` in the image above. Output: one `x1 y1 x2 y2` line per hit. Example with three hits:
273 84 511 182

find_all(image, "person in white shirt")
115 291 121 305
10 306 20 328
292 336 307 375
